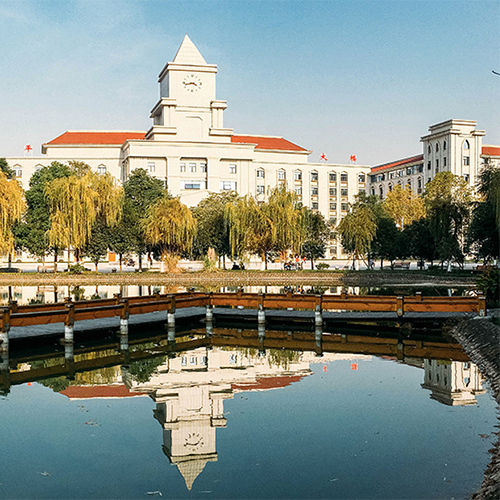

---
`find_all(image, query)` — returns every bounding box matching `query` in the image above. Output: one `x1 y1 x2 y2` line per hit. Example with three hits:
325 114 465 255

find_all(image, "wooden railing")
0 291 486 338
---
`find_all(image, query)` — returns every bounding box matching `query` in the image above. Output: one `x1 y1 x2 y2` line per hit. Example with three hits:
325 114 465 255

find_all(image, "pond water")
0 325 496 499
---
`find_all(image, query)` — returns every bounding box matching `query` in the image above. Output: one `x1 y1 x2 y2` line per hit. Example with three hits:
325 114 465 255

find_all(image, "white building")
4 35 371 260
370 119 500 199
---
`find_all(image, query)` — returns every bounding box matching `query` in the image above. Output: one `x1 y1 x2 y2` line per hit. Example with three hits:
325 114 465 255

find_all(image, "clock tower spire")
146 35 232 142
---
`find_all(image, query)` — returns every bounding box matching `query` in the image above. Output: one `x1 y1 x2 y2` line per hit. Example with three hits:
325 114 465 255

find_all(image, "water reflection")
2 323 489 492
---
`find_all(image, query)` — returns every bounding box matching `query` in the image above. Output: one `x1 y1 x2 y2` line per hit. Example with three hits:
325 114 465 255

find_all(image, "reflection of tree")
70 286 86 301
266 349 302 370
127 344 167 383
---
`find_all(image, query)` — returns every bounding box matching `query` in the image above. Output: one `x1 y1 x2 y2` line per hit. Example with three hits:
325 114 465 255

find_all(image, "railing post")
478 296 486 317
415 292 422 302
64 303 75 343
113 293 122 304
119 298 129 334
8 300 18 313
396 296 404 317
0 307 11 352
258 292 265 326
315 295 323 328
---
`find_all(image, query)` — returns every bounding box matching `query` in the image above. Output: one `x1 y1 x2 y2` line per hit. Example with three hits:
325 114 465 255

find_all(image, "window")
463 174 470 183
371 187 375 196
463 140 470 150
443 157 447 167
200 162 207 173
189 162 196 173
427 162 431 170
98 164 107 175
294 186 302 196
278 170 286 180
388 184 393 192
220 181 237 191
463 156 470 166
435 143 439 152
256 185 265 194
181 357 187 366
443 141 447 151
418 164 424 173
311 202 318 210
418 178 422 189
406 167 413 176
182 180 206 190
329 188 336 196
329 173 337 182
377 174 385 182
229 164 237 174
14 167 22 177
341 202 349 211
428 144 431 154
35 164 43 172
147 162 155 173
330 246 337 255
329 202 336 211
201 356 208 365
341 173 348 182
379 186 383 198
389 172 394 180
190 356 197 365
311 172 318 181
294 171 302 181
435 159 439 172
230 354 237 364
341 188 348 196
180 162 186 172
257 169 265 178
329 217 337 225
358 173 365 183
311 187 318 196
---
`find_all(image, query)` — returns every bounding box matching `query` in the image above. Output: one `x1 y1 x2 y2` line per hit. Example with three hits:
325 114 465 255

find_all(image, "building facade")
4 35 371 260
370 119 500 199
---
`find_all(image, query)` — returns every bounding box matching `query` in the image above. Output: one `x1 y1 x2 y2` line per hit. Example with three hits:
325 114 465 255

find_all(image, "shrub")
68 263 86 274
316 263 330 271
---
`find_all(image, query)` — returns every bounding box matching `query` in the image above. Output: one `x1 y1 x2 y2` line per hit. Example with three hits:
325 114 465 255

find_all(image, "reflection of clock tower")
146 34 233 143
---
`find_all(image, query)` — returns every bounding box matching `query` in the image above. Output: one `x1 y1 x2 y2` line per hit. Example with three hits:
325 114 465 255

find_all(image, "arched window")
379 185 383 198
97 164 107 175
388 183 393 192
256 169 265 179
277 169 286 181
463 140 470 150
294 170 302 181
428 144 431 154
435 143 439 152
443 141 447 151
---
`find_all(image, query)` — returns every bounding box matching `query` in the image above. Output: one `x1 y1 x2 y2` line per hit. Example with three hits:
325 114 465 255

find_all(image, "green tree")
301 208 330 269
14 162 72 266
424 172 473 270
81 219 110 271
119 169 167 270
404 218 436 267
192 192 238 268
336 205 376 269
0 158 14 179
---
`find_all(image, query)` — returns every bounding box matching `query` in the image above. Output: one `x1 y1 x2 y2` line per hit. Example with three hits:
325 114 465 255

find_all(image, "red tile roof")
231 135 308 152
482 146 500 157
59 385 147 399
46 131 146 145
231 374 306 392
371 154 424 173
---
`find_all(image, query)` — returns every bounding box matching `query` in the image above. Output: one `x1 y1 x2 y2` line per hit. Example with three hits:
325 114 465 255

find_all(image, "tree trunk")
223 255 226 270
8 254 12 269
119 254 123 273
139 252 143 271
380 258 384 270
263 252 268 270
54 252 58 272
95 260 99 272
311 258 315 270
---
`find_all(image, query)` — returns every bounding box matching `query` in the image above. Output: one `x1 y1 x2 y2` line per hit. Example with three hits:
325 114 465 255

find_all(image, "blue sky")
1 0 499 165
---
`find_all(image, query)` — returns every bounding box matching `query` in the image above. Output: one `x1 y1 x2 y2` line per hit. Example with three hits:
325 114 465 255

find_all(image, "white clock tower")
146 34 233 142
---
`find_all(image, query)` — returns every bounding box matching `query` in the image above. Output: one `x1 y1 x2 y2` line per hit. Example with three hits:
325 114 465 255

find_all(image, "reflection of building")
123 347 369 490
421 359 485 406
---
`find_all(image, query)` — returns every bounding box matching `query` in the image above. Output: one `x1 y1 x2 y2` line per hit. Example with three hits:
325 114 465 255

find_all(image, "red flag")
349 154 357 163
320 153 328 162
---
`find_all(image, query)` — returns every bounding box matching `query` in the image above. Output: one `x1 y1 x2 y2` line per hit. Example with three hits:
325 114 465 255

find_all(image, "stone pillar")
167 296 176 328
315 304 323 328
0 307 10 353
167 326 176 343
206 305 213 322
315 324 323 356
64 303 75 344
119 298 129 334
258 304 265 326
119 332 129 351
258 323 266 357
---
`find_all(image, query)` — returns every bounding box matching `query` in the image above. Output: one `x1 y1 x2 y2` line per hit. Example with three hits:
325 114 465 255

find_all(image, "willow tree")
266 186 304 257
336 205 376 270
225 195 274 269
383 185 425 229
143 197 196 271
0 171 25 261
46 168 123 264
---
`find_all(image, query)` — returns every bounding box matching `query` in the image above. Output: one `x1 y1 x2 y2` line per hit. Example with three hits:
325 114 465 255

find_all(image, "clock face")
184 432 204 450
182 74 202 92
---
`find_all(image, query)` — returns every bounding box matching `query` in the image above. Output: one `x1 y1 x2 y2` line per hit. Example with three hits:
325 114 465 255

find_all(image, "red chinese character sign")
349 154 357 163
351 363 358 371
320 153 328 162
24 144 33 156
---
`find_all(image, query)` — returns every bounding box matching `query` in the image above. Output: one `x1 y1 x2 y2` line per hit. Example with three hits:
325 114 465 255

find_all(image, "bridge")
0 291 486 351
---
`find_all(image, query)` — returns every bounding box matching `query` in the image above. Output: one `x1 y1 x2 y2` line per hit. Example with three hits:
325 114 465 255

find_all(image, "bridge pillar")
258 304 266 326
206 305 213 323
0 307 10 353
397 341 404 360
315 325 323 357
315 305 323 328
0 349 10 394
167 326 176 343
167 296 176 328
119 298 129 334
119 332 129 351
396 296 404 317
63 304 75 344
